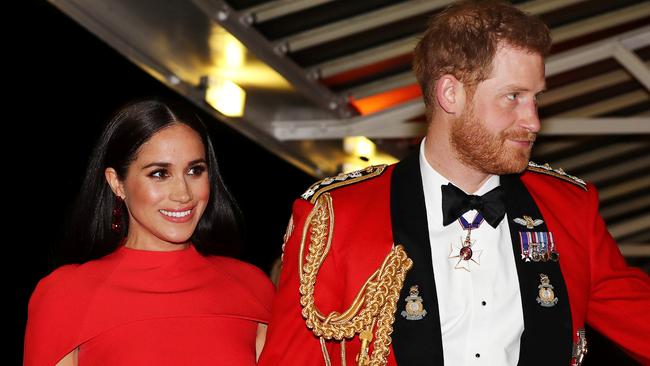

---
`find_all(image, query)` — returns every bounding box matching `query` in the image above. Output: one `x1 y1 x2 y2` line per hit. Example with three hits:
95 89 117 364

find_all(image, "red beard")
450 105 536 175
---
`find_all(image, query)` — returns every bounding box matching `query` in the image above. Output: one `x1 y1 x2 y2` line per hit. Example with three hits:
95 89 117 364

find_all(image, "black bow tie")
441 184 506 228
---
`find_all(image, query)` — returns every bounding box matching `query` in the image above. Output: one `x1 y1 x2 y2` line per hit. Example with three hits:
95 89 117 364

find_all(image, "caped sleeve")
24 265 86 366
583 183 650 364
210 255 276 323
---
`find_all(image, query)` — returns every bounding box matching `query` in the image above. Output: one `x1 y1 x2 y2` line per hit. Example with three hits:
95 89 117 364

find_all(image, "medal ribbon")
458 213 484 230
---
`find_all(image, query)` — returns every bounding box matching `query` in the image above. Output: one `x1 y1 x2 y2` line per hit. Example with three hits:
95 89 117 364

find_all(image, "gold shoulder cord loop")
299 193 413 366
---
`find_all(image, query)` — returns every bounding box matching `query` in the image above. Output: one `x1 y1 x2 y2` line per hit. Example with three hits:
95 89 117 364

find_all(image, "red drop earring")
111 196 125 234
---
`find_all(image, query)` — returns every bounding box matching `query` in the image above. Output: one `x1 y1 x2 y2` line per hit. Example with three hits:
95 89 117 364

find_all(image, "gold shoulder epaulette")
527 162 587 191
301 164 387 203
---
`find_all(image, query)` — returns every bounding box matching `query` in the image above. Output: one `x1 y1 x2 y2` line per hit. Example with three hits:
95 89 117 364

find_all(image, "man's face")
450 45 545 175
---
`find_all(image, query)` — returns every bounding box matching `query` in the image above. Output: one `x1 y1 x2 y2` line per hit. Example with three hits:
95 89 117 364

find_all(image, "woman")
24 99 274 365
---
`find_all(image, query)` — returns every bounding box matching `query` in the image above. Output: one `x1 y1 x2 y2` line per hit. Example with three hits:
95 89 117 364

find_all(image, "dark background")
11 1 312 363
10 1 641 365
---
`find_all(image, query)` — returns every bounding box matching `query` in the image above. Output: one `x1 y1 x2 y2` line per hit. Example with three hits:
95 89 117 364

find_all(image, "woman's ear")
105 168 125 199
435 74 466 115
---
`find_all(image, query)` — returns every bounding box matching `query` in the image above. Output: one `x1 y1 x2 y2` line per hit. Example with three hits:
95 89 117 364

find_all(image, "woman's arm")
55 348 78 366
256 323 268 362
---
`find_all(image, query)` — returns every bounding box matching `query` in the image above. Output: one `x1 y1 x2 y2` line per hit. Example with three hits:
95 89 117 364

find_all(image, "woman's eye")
149 170 169 179
188 165 206 176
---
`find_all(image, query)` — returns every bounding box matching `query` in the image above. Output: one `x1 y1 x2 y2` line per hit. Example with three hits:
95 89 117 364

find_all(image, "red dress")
24 245 275 365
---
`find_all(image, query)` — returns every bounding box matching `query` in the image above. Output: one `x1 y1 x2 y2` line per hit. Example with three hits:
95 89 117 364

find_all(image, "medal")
401 285 427 320
519 231 559 263
531 243 542 262
449 213 484 271
546 231 560 262
536 273 558 307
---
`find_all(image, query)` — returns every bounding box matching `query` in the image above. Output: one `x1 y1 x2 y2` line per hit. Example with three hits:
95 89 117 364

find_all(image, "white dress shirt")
419 141 524 365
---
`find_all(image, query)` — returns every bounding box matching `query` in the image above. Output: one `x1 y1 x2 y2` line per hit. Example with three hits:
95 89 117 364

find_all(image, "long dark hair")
64 98 242 263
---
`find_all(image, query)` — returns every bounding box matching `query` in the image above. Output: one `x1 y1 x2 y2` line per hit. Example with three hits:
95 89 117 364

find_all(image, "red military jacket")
259 153 650 366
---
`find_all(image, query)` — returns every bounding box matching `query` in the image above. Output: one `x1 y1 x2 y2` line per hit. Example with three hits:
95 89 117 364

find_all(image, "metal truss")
273 26 650 140
191 0 355 117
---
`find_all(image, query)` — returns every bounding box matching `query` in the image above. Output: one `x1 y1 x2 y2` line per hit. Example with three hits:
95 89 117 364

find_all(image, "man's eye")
506 93 518 101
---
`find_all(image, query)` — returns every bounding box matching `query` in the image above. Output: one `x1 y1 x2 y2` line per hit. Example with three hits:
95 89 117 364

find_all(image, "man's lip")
508 139 534 147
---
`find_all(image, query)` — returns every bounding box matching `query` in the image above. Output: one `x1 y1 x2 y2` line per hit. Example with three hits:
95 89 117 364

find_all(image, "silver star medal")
449 232 482 272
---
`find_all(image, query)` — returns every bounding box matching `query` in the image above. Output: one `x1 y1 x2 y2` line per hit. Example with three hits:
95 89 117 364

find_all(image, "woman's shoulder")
26 264 88 352
29 263 101 318
29 254 120 310
30 264 82 305
206 256 274 286
205 256 275 302
25 258 120 365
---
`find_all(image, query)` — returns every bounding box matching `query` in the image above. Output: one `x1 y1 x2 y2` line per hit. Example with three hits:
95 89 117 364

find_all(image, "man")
258 1 650 365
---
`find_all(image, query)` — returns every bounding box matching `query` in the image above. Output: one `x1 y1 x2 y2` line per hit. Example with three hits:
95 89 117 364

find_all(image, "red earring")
111 196 124 234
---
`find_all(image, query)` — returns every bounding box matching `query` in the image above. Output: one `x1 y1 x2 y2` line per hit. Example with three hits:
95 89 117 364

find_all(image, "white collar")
418 138 500 196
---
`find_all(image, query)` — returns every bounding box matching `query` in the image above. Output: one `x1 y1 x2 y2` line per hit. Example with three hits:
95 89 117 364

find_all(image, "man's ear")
105 168 125 199
435 74 466 115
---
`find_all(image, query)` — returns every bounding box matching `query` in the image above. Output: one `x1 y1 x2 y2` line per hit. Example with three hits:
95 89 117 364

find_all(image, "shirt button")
475 353 481 358
481 301 486 306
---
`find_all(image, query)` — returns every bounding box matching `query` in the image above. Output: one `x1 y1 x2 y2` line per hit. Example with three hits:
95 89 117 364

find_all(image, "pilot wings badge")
514 215 544 229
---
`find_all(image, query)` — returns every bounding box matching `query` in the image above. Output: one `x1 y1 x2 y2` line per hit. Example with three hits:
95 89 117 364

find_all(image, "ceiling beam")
314 36 417 79
599 175 650 202
191 0 354 117
272 100 426 140
533 140 583 157
312 0 589 80
241 0 335 24
518 0 588 14
608 212 650 239
345 71 415 99
601 195 650 221
549 143 647 171
551 2 650 44
620 231 650 244
274 111 650 140
613 44 650 92
618 244 650 257
343 26 650 101
541 117 650 134
551 91 649 118
545 26 650 76
582 155 650 186
539 62 650 107
273 25 650 139
276 0 452 53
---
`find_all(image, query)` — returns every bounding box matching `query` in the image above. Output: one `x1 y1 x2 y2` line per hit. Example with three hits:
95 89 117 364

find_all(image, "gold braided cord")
320 338 332 366
299 193 413 366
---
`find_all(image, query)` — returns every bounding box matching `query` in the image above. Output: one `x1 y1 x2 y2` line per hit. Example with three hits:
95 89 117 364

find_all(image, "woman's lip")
159 207 195 223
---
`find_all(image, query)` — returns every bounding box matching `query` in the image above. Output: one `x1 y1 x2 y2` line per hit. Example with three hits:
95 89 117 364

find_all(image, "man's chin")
482 156 530 175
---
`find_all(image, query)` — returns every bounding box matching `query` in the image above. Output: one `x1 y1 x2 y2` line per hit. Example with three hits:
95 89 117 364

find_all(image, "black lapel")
501 174 573 366
391 152 444 366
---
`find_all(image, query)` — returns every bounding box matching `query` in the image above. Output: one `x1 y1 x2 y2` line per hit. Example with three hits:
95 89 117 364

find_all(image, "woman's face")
107 123 210 251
